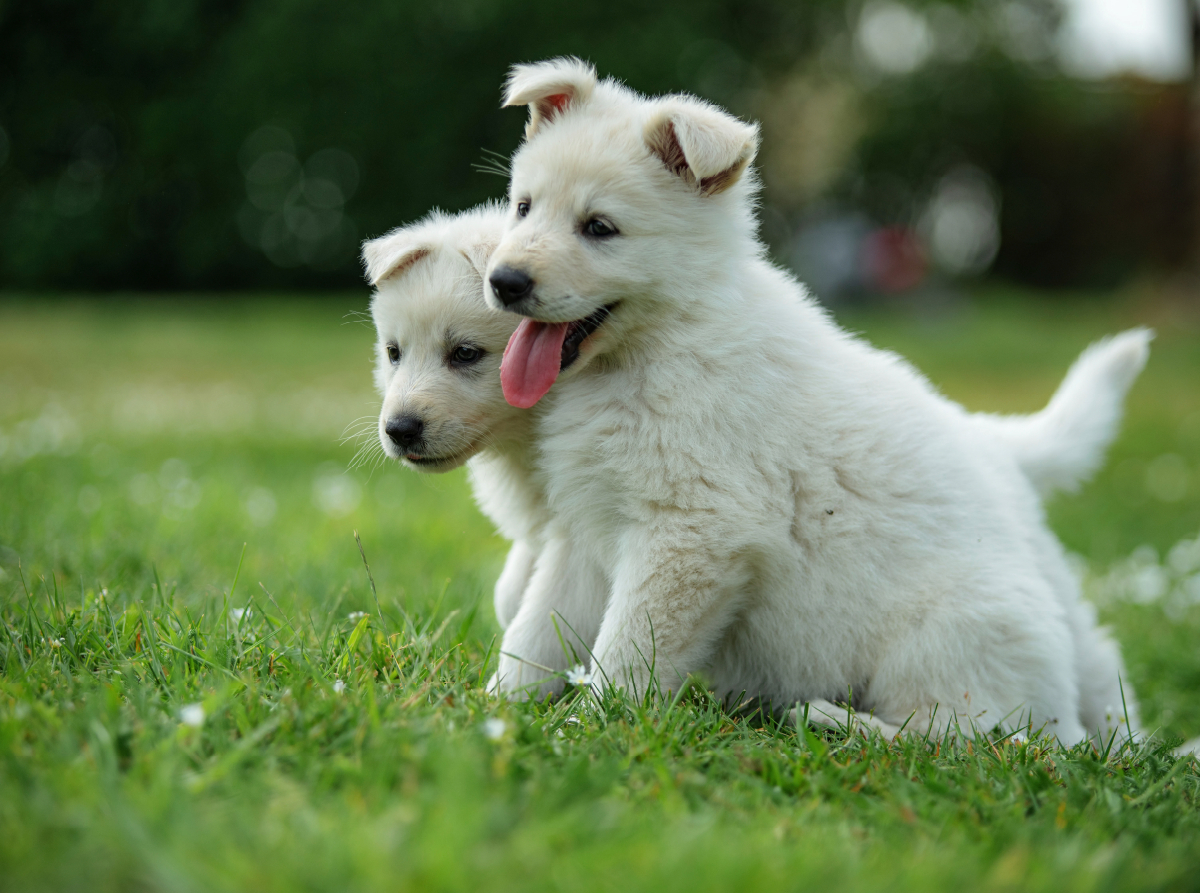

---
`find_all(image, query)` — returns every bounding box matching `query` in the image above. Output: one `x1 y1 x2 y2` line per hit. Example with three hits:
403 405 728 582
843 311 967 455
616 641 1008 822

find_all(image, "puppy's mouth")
500 304 614 409
402 451 466 472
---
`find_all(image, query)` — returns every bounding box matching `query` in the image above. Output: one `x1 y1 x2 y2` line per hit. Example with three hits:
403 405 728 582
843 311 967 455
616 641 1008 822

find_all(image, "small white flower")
484 718 507 741
1010 730 1028 745
48 638 62 648
347 611 368 622
565 664 592 687
180 703 205 728
230 608 249 622
333 680 346 694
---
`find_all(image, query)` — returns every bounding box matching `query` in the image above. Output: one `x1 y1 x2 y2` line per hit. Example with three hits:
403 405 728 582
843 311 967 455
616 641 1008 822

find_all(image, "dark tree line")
0 0 1191 292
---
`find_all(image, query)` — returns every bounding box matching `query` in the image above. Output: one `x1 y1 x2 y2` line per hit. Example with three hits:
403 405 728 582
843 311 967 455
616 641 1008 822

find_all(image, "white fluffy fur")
480 58 1149 744
364 202 1147 716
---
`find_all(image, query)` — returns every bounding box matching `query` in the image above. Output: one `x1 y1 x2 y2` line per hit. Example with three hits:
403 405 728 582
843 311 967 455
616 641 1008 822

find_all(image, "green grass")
2 290 1200 892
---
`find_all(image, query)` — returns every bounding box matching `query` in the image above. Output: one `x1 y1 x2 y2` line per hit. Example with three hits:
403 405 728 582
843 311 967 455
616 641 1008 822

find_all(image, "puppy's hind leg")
792 699 905 741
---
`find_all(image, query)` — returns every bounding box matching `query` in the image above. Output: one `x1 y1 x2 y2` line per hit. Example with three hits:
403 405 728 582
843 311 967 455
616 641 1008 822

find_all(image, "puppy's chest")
535 394 695 537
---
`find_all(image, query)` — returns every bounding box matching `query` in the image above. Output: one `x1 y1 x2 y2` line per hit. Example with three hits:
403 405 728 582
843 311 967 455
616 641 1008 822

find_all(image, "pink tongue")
501 319 570 408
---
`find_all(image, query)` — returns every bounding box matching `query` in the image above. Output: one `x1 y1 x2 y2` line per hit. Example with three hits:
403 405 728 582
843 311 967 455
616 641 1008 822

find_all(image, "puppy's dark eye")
516 200 530 218
449 344 484 367
386 343 400 365
584 218 617 238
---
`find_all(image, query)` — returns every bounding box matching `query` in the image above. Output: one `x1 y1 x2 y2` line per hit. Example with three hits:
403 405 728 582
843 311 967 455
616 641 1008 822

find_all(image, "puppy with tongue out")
481 56 782 704
482 58 1114 748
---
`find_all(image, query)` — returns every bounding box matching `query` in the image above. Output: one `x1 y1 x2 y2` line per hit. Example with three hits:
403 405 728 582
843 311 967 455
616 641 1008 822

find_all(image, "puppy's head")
485 58 760 409
366 204 523 473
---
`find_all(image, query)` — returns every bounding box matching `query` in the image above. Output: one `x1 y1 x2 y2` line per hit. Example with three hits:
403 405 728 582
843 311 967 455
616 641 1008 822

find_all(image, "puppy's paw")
792 698 849 731
792 699 902 741
486 667 535 701
492 653 564 701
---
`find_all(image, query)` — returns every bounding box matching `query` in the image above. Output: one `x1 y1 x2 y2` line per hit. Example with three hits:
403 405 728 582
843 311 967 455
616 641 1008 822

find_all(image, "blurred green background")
1 0 1197 293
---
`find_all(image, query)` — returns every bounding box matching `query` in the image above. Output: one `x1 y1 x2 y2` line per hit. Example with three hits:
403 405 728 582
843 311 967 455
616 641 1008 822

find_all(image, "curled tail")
977 328 1152 497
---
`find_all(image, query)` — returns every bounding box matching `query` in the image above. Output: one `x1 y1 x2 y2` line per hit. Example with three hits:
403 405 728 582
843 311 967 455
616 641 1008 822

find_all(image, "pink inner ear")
654 121 690 179
546 93 570 113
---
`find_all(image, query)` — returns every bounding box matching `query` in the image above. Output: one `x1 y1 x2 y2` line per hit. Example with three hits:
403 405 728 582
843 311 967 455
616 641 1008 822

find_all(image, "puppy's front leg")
491 534 607 700
590 525 744 700
493 539 537 630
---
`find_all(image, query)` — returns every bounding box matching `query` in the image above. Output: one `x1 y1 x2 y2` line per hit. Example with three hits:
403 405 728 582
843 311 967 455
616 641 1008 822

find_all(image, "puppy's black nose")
489 266 534 307
386 414 424 450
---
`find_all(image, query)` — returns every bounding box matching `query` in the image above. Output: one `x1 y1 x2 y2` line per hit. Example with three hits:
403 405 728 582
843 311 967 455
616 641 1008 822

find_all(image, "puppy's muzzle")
385 414 425 450
489 266 535 309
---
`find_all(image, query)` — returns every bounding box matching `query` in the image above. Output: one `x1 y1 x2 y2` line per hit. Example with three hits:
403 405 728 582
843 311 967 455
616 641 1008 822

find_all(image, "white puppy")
483 57 1151 743
364 204 603 694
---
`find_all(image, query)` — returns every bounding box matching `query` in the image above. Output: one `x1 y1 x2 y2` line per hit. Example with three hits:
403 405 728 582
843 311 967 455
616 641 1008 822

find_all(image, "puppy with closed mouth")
483 57 1154 744
365 203 604 695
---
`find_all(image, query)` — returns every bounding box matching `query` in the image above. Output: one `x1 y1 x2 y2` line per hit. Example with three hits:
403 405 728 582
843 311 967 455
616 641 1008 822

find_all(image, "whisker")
472 147 512 180
340 414 381 445
348 435 387 472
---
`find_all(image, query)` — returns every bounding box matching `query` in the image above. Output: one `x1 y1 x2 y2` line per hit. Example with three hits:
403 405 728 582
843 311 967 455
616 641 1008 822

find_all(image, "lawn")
2 288 1199 892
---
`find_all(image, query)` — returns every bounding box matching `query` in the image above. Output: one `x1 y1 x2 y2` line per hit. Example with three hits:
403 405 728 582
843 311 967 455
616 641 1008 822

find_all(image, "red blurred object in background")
861 226 927 293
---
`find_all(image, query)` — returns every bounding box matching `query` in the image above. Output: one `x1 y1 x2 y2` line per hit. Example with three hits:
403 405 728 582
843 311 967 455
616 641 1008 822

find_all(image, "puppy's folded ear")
362 231 431 286
504 57 597 138
644 97 760 196
460 235 499 280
